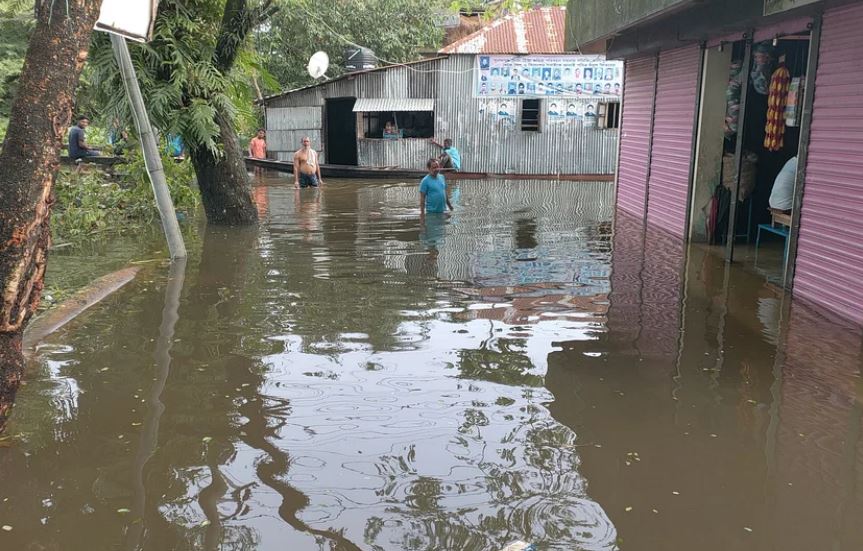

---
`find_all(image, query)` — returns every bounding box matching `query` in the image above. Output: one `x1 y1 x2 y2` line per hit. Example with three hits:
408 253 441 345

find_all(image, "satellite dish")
307 52 330 79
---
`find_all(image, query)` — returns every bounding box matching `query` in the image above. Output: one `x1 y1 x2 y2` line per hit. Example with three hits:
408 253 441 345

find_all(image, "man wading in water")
293 136 324 189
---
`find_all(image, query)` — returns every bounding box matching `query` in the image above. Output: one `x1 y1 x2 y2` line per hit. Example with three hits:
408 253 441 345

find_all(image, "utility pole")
110 33 187 259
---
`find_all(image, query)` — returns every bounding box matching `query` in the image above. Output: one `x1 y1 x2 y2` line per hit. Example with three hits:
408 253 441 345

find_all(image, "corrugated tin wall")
616 56 657 217
264 56 619 175
645 46 701 238
266 107 324 163
793 4 863 324
435 56 619 175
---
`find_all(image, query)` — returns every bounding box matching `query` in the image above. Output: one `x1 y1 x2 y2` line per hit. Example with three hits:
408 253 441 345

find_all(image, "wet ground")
1 175 861 550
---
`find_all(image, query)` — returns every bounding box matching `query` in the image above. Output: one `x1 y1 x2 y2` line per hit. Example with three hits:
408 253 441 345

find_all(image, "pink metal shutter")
793 4 863 324
616 56 657 217
645 45 701 238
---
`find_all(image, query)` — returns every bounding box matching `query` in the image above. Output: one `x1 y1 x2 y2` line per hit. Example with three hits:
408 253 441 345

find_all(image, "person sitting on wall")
431 137 461 171
768 156 797 213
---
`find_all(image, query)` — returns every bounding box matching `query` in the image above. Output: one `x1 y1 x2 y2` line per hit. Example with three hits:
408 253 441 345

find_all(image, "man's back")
68 126 85 158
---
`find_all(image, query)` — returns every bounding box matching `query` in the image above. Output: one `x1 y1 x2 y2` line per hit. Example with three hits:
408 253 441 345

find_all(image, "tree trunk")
190 111 258 225
187 0 270 227
0 0 103 433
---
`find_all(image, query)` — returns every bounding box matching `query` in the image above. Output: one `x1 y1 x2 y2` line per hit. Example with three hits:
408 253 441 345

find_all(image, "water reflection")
1 179 861 550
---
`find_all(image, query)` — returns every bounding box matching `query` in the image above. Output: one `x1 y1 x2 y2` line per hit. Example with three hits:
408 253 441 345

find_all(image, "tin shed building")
260 7 621 177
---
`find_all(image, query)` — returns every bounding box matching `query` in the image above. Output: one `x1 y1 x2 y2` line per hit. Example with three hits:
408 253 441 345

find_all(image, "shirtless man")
293 136 324 189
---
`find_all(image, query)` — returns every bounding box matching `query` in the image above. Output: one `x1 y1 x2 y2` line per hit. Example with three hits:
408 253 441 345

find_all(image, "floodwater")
2 176 862 550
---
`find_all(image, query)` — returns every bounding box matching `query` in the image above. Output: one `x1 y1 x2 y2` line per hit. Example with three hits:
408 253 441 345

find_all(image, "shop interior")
691 29 811 284
359 111 434 139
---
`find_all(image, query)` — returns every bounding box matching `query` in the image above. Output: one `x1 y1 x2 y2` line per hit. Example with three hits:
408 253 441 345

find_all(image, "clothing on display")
750 42 775 95
764 64 791 152
724 61 743 138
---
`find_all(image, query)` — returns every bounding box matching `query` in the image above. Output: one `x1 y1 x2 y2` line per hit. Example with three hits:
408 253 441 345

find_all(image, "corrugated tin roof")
352 98 435 112
260 57 446 105
439 7 567 55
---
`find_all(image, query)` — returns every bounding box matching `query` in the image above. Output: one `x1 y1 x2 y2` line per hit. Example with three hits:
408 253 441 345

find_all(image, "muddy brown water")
1 176 861 550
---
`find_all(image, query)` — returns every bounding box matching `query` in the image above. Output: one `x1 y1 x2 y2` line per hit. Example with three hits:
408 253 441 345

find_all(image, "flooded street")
1 176 862 550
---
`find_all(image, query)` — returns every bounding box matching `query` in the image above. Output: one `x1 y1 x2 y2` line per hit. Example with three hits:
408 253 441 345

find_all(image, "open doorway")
691 31 811 284
325 98 358 165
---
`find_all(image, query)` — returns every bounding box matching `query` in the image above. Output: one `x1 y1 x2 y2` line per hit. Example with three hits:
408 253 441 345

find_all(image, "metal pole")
110 33 186 259
724 33 753 262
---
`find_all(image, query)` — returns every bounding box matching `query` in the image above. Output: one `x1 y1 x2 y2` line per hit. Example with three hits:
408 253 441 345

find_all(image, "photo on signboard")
473 54 623 99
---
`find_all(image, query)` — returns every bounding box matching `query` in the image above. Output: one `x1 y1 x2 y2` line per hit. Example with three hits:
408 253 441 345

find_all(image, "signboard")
764 0 818 16
95 0 160 43
475 55 623 99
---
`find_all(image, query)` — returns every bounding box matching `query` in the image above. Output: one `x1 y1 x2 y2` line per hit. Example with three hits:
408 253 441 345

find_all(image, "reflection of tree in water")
360 408 617 550
457 342 545 387
262 188 439 353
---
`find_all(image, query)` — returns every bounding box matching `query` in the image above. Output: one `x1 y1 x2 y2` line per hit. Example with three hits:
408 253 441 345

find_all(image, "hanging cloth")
764 64 791 152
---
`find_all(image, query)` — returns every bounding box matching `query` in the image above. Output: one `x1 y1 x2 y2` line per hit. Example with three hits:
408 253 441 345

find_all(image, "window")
521 99 541 132
359 111 434 139
598 101 621 129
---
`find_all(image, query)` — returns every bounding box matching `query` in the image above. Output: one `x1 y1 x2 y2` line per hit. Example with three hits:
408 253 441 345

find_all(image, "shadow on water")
0 176 861 550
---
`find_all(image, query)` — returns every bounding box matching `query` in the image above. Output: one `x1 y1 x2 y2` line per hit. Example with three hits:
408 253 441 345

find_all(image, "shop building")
261 7 621 178
565 0 863 324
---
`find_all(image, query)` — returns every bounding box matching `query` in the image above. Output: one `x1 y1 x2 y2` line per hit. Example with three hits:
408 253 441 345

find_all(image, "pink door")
616 56 657 217
645 45 702 238
793 3 863 324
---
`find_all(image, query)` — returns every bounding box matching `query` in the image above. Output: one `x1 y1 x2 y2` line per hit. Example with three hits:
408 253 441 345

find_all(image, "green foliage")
258 0 448 92
0 1 33 140
52 154 200 240
80 0 273 155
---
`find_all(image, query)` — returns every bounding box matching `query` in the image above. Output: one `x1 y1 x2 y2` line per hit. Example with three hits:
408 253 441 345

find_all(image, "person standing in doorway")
293 136 324 189
419 158 453 220
68 116 100 161
432 138 462 171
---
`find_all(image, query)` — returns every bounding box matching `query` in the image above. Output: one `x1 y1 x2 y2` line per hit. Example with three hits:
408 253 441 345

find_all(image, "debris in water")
625 506 633 512
1 525 12 532
499 542 536 551
200 520 211 527
744 527 753 533
117 508 130 514
202 436 213 443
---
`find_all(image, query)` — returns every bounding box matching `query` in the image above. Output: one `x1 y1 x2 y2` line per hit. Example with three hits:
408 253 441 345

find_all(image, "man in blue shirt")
419 159 453 217
68 116 99 160
432 138 462 171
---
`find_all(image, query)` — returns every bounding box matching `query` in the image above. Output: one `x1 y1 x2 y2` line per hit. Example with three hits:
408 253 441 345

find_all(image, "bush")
52 150 200 240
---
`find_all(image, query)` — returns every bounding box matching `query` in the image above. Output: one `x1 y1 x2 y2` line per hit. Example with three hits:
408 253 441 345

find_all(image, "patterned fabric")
764 64 791 152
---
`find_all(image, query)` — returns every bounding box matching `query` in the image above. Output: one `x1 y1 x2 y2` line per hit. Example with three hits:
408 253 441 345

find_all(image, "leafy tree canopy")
257 0 449 92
